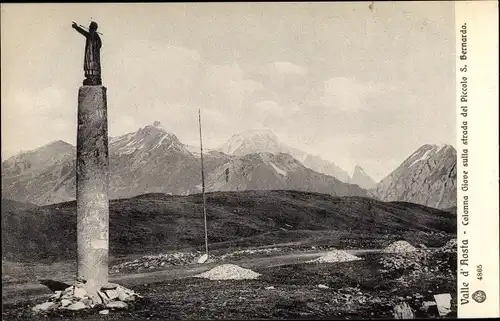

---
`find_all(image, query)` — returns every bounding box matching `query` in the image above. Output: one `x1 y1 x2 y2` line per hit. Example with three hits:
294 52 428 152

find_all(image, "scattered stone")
307 250 361 263
434 293 452 316
73 287 87 299
110 248 290 272
60 299 72 307
116 285 137 301
318 284 329 289
97 290 111 305
421 301 437 312
104 289 119 300
438 239 457 253
106 301 128 309
31 280 139 313
101 283 118 290
392 301 415 319
111 251 202 271
197 254 208 264
50 291 62 300
99 309 110 315
383 241 417 253
194 264 261 280
66 301 87 311
32 302 56 312
219 248 283 261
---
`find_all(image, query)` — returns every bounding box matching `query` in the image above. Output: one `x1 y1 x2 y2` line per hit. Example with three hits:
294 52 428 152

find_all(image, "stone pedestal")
76 85 109 298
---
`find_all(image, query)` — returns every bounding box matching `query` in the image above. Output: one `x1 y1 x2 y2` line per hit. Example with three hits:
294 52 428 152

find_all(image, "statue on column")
72 21 102 85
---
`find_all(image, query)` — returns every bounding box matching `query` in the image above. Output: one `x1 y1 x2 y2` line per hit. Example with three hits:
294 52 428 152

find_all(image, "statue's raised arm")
72 22 89 37
72 21 102 86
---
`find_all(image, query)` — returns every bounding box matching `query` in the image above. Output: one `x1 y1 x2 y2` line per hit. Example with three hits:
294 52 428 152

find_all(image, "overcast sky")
1 2 455 181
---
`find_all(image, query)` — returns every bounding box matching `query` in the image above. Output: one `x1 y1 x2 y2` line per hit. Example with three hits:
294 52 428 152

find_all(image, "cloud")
2 86 75 158
199 63 264 110
204 63 244 84
255 100 284 117
269 61 307 75
107 41 202 105
256 61 308 88
312 77 397 113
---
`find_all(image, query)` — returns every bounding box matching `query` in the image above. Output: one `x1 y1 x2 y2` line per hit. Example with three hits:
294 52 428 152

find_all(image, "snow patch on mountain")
270 162 287 176
409 149 433 168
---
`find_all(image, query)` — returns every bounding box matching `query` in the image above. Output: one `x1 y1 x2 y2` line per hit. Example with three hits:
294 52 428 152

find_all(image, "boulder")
106 301 128 309
50 291 62 300
73 287 87 299
66 301 87 311
116 285 137 301
197 254 208 264
97 290 111 305
104 289 119 300
60 299 72 307
101 283 119 290
434 293 452 316
392 302 415 319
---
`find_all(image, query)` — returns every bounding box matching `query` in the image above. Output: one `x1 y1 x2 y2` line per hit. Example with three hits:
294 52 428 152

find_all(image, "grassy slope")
2 190 455 262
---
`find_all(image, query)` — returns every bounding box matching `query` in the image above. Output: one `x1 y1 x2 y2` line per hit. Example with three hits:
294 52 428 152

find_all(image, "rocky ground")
2 240 457 320
108 233 451 274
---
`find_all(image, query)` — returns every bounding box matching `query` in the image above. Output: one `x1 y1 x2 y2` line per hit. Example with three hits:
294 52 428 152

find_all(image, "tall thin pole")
198 109 209 256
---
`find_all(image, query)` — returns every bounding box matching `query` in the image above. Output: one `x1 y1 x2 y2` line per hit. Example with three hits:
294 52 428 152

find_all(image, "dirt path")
2 248 382 305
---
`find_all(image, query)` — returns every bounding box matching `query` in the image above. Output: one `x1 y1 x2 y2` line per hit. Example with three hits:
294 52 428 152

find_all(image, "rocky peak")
350 165 376 189
219 129 282 156
111 122 184 156
372 144 457 209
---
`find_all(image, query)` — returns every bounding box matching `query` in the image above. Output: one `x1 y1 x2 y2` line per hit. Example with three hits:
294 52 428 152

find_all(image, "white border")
456 1 499 318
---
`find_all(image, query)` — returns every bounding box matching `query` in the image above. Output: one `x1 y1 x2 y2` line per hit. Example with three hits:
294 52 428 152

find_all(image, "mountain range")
216 129 456 209
1 122 366 206
1 122 457 209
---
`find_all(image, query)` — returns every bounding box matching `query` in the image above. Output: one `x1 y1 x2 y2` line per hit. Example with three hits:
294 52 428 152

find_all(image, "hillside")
2 191 455 262
0 199 37 213
372 144 457 209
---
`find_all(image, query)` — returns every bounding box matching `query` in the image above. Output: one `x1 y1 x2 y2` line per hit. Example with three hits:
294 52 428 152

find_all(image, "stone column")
76 85 109 298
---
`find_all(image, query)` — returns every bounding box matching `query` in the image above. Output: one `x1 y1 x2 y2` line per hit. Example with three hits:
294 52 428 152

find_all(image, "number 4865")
477 265 483 281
